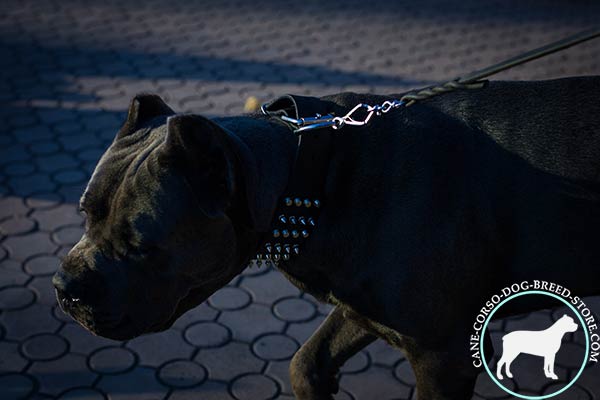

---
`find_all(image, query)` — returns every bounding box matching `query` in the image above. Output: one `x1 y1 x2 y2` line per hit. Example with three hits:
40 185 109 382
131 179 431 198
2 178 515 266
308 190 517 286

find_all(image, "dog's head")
52 94 255 340
558 314 578 333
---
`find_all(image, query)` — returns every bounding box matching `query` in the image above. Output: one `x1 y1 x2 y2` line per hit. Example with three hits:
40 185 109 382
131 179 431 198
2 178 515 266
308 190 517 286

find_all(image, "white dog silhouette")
496 314 578 380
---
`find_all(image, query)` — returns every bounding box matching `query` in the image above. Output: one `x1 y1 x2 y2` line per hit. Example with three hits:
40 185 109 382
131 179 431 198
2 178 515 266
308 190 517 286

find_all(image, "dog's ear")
117 94 175 138
160 115 235 218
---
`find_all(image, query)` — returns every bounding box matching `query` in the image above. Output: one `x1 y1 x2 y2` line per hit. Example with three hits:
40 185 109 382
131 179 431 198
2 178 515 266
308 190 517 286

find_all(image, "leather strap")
253 95 335 264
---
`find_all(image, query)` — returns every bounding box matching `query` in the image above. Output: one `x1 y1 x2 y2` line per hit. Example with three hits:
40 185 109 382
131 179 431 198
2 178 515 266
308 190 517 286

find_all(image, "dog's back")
426 76 600 182
310 78 600 339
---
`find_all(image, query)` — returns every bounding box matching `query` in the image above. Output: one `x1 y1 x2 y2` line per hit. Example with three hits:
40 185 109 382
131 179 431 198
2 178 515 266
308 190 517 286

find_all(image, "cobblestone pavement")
1 1 599 399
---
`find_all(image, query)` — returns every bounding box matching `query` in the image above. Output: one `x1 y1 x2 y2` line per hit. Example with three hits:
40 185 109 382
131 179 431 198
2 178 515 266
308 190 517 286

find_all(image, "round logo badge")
470 281 599 399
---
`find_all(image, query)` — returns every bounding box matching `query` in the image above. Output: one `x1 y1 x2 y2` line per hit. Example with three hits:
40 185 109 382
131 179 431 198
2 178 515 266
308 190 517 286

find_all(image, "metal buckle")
281 114 337 134
262 103 337 134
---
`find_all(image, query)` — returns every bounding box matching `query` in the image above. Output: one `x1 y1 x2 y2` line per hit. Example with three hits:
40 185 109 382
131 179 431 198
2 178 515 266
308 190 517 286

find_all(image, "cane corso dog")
53 77 600 399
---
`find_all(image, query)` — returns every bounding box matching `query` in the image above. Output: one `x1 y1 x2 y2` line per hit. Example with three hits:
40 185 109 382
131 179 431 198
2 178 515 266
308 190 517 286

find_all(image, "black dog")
53 77 600 399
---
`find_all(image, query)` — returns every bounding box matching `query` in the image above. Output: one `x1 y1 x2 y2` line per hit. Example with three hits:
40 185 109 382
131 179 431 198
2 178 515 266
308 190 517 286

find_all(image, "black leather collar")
253 95 336 265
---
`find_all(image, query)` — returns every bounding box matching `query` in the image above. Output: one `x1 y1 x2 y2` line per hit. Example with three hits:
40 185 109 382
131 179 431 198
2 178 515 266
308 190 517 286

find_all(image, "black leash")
460 27 600 84
402 27 600 106
264 27 600 133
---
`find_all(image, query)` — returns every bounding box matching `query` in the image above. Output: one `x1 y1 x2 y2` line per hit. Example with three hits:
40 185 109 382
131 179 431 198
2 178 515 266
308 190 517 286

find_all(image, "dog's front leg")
290 306 376 400
545 354 558 379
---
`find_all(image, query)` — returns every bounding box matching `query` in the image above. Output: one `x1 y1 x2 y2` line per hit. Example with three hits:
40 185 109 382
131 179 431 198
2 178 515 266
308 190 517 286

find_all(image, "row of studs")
273 228 310 239
284 197 321 208
256 243 300 262
276 215 315 226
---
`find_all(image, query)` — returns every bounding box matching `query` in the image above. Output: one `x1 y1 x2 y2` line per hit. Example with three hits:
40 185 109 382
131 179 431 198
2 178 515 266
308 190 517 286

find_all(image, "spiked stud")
284 244 290 253
308 218 315 226
293 245 300 255
275 244 282 253
279 215 287 224
285 197 293 206
265 243 272 253
256 254 263 260
292 230 299 238
283 254 290 261
289 216 296 224
282 229 290 238
294 198 302 207
304 199 311 208
301 230 309 238
274 254 281 261
299 216 306 225
265 254 271 260
314 199 321 208
273 229 281 238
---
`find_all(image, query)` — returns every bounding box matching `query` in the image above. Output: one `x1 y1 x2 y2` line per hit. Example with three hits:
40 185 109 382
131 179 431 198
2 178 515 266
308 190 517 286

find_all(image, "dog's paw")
550 374 559 380
506 371 513 379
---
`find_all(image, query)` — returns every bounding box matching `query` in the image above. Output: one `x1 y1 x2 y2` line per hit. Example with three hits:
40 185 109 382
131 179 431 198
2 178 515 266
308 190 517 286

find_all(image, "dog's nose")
53 262 110 304
52 269 70 292
52 269 82 310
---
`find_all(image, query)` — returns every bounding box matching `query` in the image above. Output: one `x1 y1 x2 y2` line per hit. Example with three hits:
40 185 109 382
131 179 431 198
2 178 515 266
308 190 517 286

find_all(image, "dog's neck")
546 320 570 335
214 115 299 234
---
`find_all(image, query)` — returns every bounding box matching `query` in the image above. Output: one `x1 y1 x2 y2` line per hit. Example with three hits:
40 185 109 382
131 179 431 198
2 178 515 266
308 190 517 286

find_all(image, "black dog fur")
53 77 600 399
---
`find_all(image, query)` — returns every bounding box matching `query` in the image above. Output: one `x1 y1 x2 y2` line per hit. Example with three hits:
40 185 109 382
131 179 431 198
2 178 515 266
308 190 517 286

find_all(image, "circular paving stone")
0 217 35 235
209 287 251 310
78 148 104 162
24 254 61 276
54 120 81 135
393 359 416 385
25 193 63 210
89 347 136 374
53 169 87 185
230 374 279 400
339 351 369 374
52 225 84 246
252 333 298 361
184 321 231 348
0 286 35 310
157 359 207 388
273 297 317 322
57 387 106 400
0 373 35 400
21 333 69 361
4 162 35 176
30 140 60 155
